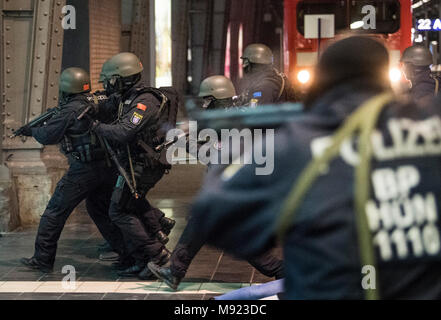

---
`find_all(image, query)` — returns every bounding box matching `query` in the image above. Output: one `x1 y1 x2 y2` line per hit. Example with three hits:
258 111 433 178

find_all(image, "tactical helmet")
199 76 237 100
59 68 91 94
241 44 274 65
100 52 144 80
99 59 110 83
401 45 433 67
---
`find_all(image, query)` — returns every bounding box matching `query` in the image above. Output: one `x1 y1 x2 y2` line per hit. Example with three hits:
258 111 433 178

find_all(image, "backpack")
134 86 181 169
134 86 181 145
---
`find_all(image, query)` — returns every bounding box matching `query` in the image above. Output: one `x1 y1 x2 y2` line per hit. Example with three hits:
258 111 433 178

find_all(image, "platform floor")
0 196 279 300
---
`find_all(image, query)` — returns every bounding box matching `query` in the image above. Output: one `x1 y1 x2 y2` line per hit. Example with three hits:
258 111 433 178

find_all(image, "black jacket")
190 82 441 299
241 67 295 106
410 68 437 102
32 94 93 146
94 82 161 149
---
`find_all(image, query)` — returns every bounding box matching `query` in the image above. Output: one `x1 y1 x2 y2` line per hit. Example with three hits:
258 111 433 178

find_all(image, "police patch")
131 112 144 125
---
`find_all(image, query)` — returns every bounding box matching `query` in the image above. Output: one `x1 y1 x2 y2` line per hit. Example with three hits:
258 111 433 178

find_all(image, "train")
283 0 413 89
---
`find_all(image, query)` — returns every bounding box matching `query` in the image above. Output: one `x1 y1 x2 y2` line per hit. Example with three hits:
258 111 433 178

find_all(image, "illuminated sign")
417 19 441 31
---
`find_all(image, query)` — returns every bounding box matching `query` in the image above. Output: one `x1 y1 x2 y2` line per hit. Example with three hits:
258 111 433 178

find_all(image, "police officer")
20 68 126 273
199 75 239 110
240 43 299 107
188 37 441 299
401 44 438 101
92 53 171 279
147 76 284 291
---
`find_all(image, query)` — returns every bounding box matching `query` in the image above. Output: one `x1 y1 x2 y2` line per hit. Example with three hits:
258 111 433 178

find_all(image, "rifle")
155 131 190 152
185 98 304 131
101 136 140 199
10 107 60 138
78 91 109 120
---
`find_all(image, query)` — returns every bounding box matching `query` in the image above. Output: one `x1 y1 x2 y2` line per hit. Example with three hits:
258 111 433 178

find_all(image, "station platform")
0 195 278 300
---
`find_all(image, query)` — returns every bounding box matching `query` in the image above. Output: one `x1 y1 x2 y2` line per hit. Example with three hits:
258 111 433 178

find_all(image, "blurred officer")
147 76 284 290
93 53 172 278
240 43 299 107
401 45 438 101
20 68 126 273
189 37 441 299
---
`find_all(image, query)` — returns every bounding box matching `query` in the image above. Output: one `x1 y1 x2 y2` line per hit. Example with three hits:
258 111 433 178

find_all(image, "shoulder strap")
435 78 439 95
275 92 394 300
276 70 286 101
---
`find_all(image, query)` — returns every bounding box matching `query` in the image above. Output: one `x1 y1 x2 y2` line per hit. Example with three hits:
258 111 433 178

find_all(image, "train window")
297 0 347 36
350 0 400 34
297 0 400 36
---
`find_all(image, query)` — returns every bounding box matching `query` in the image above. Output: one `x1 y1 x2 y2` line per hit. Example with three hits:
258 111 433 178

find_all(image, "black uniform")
168 115 284 280
31 93 126 269
241 66 298 106
190 82 441 299
410 67 438 102
94 82 167 266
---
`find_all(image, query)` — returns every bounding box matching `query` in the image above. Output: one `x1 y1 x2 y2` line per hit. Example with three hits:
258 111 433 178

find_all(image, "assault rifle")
10 107 60 138
101 136 140 199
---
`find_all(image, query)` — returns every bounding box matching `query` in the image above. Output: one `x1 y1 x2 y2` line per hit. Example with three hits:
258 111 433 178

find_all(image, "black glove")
20 126 33 137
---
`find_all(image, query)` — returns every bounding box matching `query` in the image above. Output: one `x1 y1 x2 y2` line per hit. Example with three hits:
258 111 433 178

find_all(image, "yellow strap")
435 79 439 95
276 92 395 300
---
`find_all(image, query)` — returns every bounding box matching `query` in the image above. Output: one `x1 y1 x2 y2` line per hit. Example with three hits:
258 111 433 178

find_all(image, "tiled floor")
0 196 280 300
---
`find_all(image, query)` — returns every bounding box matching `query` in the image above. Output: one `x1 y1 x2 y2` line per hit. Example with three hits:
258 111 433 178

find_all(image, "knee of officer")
108 201 125 223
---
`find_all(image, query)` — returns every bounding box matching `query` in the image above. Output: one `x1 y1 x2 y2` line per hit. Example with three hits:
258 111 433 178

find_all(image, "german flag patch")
137 103 147 112
131 112 144 125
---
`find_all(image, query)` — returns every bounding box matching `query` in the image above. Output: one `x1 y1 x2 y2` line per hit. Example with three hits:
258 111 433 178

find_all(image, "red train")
283 0 413 89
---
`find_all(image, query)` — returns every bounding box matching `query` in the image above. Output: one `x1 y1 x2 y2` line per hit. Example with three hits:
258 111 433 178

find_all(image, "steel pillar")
1 0 66 230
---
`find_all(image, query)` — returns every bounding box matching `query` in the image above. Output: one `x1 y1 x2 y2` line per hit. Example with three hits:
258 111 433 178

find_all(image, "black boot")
99 251 120 262
160 217 176 236
112 257 135 271
156 231 169 245
117 264 144 277
20 257 53 273
147 262 182 291
151 248 171 266
138 249 171 280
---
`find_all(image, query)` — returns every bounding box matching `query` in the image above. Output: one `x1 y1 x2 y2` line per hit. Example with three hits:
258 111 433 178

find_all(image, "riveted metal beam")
2 0 65 151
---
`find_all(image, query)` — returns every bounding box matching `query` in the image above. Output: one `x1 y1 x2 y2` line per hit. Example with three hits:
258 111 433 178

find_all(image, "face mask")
242 59 252 74
59 91 70 105
202 97 215 109
104 76 120 96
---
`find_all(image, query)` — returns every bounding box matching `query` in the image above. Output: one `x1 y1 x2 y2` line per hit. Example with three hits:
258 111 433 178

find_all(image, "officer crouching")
20 68 126 273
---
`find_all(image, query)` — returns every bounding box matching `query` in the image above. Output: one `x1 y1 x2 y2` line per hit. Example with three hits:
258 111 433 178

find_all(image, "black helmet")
401 45 433 67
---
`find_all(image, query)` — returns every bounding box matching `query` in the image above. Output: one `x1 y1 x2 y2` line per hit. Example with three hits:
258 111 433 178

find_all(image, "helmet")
99 59 111 83
198 76 236 100
241 44 274 65
401 45 433 67
59 68 91 94
100 52 144 80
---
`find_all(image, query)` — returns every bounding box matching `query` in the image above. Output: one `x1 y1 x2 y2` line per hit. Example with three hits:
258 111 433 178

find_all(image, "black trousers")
170 214 284 279
108 166 166 266
34 160 125 268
